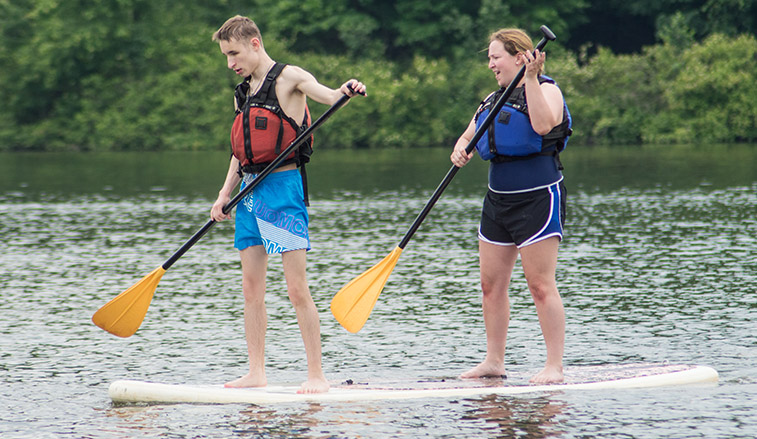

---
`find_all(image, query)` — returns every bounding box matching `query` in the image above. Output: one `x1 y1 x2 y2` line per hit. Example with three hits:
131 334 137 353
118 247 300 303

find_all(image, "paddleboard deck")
108 363 718 405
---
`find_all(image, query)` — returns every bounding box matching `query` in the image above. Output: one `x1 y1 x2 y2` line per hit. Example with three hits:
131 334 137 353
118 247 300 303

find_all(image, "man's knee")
287 285 312 308
241 273 266 303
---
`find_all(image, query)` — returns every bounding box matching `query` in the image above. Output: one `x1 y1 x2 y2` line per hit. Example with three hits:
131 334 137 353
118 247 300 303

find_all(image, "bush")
1 26 755 151
554 33 757 146
644 33 757 144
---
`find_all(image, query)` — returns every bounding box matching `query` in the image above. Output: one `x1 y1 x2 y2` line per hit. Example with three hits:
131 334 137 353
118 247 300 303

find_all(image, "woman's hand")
518 49 546 78
451 143 473 167
450 119 476 167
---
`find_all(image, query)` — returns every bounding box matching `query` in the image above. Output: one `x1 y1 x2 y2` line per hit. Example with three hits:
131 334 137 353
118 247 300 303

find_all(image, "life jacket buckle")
255 116 267 130
498 111 511 124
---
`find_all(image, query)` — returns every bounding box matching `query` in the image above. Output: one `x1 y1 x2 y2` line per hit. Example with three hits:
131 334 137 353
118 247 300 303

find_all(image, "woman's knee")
480 275 509 303
527 277 558 303
480 277 497 297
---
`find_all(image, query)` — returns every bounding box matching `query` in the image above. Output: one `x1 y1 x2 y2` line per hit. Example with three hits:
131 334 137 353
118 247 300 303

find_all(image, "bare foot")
529 365 563 384
459 361 507 379
224 373 267 388
297 377 330 394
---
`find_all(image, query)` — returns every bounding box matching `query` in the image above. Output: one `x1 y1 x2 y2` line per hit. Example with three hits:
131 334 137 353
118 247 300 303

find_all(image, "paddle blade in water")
331 247 403 333
92 266 166 338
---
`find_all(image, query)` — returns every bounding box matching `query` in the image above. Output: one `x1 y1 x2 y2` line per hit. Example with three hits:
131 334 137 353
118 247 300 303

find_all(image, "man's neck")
250 56 275 81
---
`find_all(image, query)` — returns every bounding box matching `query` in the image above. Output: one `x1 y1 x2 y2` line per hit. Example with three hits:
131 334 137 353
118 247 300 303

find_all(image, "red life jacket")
230 62 313 175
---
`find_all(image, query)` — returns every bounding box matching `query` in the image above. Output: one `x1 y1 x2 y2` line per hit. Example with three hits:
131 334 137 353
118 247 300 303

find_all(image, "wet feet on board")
224 374 267 388
529 366 564 384
297 377 330 394
459 363 508 380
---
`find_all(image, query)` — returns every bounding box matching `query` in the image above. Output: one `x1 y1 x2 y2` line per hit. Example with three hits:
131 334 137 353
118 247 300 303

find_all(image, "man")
210 15 365 394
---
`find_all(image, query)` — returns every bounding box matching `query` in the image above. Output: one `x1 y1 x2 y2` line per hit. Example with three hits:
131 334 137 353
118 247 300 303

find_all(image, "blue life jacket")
475 76 572 164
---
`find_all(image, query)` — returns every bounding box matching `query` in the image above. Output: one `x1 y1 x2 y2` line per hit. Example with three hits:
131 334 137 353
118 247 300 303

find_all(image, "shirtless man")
210 15 365 394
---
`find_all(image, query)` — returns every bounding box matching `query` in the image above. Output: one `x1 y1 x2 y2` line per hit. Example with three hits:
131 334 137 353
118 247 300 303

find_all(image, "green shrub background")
1 1 755 151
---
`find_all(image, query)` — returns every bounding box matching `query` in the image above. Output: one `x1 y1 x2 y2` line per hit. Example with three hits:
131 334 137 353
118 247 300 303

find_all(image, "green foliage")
569 0 757 53
0 0 756 151
249 0 587 60
270 51 492 149
554 32 757 145
0 0 240 151
552 48 654 144
643 33 757 144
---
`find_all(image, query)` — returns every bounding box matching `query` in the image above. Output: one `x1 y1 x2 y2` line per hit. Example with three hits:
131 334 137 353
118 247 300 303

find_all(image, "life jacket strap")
490 147 564 170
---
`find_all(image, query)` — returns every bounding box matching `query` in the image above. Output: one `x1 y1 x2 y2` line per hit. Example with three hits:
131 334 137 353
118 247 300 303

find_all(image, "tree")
249 0 588 60
567 0 757 54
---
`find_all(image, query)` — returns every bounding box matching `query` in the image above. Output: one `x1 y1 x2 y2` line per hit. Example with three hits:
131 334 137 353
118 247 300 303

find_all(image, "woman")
450 28 571 384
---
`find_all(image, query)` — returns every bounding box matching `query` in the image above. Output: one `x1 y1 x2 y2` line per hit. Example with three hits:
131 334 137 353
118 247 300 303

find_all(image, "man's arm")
286 65 365 105
210 156 242 222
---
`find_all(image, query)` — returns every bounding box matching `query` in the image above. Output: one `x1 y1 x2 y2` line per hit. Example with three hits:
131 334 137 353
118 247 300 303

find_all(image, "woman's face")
487 40 519 87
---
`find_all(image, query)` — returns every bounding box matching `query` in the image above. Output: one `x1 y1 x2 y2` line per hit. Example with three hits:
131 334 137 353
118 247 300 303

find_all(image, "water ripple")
1 182 755 438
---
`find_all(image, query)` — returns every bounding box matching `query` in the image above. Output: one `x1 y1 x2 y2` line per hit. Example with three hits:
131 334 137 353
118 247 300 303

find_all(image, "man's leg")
460 240 518 379
520 236 565 383
225 245 269 388
281 249 329 394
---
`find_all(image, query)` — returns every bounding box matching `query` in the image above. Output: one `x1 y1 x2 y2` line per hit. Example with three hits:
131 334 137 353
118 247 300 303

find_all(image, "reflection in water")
463 394 566 438
103 405 170 438
233 404 327 438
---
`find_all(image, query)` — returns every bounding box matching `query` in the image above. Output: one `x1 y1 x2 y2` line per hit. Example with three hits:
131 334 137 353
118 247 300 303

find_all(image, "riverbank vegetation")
1 0 755 151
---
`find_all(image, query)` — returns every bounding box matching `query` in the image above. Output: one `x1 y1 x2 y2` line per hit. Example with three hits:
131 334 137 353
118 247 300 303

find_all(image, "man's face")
219 38 259 77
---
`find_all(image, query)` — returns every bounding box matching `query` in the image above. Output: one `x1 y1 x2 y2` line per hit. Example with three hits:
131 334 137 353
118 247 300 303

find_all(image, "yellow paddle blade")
92 266 166 338
331 247 403 333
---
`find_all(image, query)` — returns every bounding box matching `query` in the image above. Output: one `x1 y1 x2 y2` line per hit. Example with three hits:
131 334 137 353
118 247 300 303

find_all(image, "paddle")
330 26 557 333
93 88 362 337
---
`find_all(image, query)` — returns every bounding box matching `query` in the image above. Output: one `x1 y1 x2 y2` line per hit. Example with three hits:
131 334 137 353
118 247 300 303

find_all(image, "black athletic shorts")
478 181 566 248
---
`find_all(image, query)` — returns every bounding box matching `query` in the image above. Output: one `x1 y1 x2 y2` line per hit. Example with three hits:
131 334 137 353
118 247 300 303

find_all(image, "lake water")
1 145 755 438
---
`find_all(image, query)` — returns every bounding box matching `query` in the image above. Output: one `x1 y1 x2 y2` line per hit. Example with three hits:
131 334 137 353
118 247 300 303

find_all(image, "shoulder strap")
249 62 286 106
506 87 526 112
234 76 252 113
474 90 500 122
508 76 553 115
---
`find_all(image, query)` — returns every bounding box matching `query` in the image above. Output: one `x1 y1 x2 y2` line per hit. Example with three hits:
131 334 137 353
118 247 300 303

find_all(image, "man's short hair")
212 15 262 44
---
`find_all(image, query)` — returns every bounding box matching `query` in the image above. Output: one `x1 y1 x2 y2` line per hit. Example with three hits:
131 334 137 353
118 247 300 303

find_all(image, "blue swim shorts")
234 169 311 254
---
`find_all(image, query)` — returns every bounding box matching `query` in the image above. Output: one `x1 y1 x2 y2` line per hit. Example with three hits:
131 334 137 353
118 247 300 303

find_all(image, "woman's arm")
519 50 564 135
450 117 477 167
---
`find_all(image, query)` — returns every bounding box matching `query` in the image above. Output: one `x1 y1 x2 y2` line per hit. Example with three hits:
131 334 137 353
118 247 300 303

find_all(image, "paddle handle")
161 91 358 270
398 26 555 250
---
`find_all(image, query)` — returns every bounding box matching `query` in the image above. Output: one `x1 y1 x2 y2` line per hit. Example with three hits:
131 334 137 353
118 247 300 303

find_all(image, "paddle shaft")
397 26 555 250
162 92 356 270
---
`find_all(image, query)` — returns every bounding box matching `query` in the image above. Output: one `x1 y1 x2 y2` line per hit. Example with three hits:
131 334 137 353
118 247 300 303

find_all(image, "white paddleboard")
108 363 718 405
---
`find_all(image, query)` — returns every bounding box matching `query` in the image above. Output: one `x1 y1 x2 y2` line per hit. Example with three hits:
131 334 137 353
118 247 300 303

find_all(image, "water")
1 145 755 438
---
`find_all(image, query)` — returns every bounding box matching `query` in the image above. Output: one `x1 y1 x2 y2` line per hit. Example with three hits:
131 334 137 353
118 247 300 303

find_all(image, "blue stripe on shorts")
477 180 565 248
520 182 564 247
